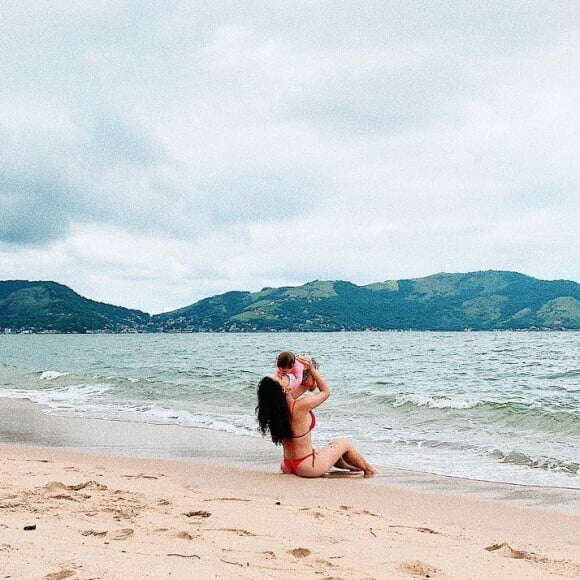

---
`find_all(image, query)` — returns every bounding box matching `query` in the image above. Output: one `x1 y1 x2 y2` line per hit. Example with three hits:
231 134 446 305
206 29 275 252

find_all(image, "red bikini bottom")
283 450 316 474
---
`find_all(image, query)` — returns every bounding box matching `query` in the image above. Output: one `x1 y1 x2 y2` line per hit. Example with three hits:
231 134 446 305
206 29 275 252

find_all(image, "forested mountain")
153 271 580 332
2 271 579 333
0 280 150 333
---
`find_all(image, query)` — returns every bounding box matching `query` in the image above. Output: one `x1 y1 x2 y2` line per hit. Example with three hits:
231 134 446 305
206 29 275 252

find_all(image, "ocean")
0 331 578 489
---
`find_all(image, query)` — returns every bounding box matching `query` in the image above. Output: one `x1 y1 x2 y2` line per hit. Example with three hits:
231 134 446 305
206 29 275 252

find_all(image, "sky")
1 1 579 314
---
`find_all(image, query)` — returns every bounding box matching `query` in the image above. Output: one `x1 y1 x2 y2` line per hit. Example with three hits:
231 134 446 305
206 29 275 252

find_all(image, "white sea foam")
393 394 480 409
1 383 113 414
39 370 69 380
141 405 257 435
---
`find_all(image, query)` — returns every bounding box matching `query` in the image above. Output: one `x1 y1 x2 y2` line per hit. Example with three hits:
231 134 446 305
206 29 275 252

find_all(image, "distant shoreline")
2 328 579 335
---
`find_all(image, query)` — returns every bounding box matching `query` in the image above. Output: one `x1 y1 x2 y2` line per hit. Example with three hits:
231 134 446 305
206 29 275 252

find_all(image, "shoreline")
1 398 579 577
2 397 580 516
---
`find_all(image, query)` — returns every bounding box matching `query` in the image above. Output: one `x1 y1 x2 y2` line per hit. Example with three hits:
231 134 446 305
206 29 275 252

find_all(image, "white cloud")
1 2 579 312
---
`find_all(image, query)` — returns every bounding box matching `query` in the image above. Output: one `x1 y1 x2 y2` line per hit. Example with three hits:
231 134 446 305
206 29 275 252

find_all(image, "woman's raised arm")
294 359 329 411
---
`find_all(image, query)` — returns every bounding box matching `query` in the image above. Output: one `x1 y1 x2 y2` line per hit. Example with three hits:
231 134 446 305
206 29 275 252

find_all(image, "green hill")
2 272 579 333
0 280 150 333
153 271 580 332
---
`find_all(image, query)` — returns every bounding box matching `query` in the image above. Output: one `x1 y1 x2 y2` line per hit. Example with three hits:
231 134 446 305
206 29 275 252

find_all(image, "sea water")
0 331 578 489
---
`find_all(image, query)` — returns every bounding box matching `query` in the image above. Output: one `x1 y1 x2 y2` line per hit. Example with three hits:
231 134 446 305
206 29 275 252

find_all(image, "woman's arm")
293 362 329 411
289 382 311 399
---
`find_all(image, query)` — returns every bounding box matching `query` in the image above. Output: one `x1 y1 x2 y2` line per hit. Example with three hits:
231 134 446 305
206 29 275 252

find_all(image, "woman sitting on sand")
256 357 377 478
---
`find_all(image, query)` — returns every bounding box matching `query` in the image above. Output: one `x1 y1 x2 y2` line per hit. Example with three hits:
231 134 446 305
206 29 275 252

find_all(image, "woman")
256 357 377 478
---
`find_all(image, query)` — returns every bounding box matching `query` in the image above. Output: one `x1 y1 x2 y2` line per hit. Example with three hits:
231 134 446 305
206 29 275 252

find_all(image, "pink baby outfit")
276 359 305 386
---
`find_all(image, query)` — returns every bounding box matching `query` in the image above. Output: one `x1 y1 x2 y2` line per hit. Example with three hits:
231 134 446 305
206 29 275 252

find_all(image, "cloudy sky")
1 1 579 313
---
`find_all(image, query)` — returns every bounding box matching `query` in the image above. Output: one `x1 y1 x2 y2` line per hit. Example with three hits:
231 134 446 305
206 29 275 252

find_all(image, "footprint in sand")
389 524 440 535
79 530 107 537
182 484 200 493
288 547 311 558
183 510 211 518
111 528 134 540
0 501 21 509
48 494 79 502
43 569 75 580
401 559 440 577
121 473 159 480
354 509 379 517
416 527 439 534
214 528 256 537
43 481 108 493
485 542 530 559
205 497 251 502
484 542 580 576
314 557 338 568
299 507 325 520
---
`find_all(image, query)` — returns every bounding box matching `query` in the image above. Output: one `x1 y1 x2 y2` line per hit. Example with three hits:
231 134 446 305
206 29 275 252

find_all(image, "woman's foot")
363 465 379 478
334 457 363 472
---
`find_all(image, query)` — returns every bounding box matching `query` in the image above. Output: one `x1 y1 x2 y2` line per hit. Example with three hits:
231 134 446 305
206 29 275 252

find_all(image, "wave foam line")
39 370 69 380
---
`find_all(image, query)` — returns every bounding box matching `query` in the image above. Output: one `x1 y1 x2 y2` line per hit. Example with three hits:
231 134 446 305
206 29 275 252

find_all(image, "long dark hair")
256 376 293 445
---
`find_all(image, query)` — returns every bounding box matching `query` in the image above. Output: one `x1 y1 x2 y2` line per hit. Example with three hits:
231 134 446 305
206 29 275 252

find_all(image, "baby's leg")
301 374 317 391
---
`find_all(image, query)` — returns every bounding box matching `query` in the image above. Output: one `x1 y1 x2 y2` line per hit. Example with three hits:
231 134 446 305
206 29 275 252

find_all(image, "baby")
275 351 318 392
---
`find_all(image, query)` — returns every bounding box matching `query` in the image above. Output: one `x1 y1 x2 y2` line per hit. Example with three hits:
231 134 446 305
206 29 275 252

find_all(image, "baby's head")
276 351 295 376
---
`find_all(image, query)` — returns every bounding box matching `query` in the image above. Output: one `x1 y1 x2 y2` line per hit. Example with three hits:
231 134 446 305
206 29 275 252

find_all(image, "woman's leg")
296 438 377 478
334 457 362 471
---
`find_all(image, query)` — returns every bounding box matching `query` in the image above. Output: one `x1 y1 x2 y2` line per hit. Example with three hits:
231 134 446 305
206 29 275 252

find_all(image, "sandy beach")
1 400 579 579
